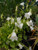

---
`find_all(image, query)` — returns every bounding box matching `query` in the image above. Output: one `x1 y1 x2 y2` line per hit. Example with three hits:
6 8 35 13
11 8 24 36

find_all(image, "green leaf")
10 42 15 48
36 14 38 26
24 35 27 40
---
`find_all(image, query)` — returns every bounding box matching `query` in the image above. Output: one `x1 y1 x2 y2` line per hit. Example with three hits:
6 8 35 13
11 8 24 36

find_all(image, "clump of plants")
0 0 38 50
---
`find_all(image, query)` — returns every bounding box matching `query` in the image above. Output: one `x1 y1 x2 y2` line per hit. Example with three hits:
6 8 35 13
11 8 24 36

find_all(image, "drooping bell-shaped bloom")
29 20 33 26
17 17 21 24
6 17 11 21
18 43 23 49
24 11 32 19
30 26 34 31
26 20 34 31
15 22 23 29
20 2 24 6
15 17 23 29
11 18 14 24
18 23 23 29
26 20 33 26
15 22 18 27
10 31 18 41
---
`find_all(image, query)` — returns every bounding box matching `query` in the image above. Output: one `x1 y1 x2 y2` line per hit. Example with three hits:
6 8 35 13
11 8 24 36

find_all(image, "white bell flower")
20 2 24 6
17 18 21 24
29 20 33 26
30 26 34 31
17 17 21 23
24 11 32 19
15 22 18 26
18 21 21 24
18 23 23 29
18 43 23 49
17 17 22 24
6 17 11 21
11 18 14 24
26 20 33 26
26 21 30 26
15 17 23 29
10 32 18 41
36 0 38 2
15 22 23 29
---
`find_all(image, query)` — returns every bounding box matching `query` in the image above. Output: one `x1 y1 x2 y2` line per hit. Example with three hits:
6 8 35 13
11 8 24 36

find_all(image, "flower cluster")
6 8 34 50
0 1 36 50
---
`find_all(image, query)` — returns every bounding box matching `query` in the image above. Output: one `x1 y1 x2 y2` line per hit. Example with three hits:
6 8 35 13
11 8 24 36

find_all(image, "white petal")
15 22 18 26
26 21 30 26
18 23 23 29
10 36 15 41
18 21 21 24
26 20 33 26
25 13 30 19
24 12 32 19
11 18 14 24
17 17 21 24
36 0 38 2
18 43 23 49
14 36 18 41
29 20 33 26
17 17 21 22
28 12 32 16
30 26 34 31
10 32 18 41
6 17 11 21
12 32 16 37
20 2 24 6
